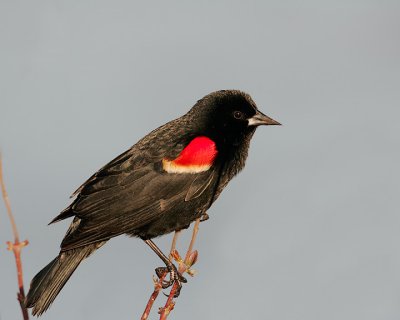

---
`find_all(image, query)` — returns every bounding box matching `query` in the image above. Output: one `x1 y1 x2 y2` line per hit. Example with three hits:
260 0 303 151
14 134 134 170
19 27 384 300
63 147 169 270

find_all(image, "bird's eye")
233 111 244 119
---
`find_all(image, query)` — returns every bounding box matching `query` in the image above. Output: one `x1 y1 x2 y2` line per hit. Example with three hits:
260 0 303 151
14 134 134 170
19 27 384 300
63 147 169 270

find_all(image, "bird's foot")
155 264 187 297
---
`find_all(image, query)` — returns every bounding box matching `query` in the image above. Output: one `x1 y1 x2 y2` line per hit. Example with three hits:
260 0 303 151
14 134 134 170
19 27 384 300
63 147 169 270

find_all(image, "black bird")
25 90 280 316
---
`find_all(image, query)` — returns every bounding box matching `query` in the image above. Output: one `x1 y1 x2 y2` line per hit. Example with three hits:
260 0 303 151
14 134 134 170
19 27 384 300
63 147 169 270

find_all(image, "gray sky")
1 1 400 319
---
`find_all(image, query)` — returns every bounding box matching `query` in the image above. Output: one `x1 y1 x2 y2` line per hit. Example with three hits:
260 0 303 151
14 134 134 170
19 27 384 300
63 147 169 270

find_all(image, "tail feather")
25 243 104 316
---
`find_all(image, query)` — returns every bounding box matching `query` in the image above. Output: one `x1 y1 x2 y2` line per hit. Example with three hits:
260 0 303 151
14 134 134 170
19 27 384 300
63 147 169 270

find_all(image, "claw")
161 279 174 289
155 266 168 279
154 263 186 296
178 273 187 283
162 286 180 298
163 281 183 298
173 283 182 298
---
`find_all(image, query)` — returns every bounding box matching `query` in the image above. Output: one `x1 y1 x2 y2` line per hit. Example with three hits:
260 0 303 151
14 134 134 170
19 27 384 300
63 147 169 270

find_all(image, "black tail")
25 243 104 316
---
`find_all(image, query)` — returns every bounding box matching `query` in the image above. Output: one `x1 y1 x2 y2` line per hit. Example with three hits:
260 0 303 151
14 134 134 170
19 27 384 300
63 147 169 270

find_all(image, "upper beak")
248 110 281 126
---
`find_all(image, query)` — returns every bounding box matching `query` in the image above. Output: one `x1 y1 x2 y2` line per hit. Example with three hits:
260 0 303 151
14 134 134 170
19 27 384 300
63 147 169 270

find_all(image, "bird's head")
187 90 280 147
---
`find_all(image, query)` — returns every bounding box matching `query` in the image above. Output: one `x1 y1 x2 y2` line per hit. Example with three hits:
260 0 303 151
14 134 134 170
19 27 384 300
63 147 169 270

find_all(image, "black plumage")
25 90 280 316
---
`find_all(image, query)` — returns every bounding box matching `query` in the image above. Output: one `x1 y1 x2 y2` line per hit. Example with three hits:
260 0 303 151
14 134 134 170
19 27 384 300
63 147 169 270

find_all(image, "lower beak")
248 110 281 126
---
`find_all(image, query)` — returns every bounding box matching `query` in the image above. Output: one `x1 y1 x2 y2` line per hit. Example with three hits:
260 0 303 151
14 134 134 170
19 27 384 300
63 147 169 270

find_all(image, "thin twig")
169 231 180 260
140 218 202 320
0 155 30 320
159 217 201 320
141 231 180 320
140 273 167 320
0 155 20 243
184 218 200 263
158 282 178 320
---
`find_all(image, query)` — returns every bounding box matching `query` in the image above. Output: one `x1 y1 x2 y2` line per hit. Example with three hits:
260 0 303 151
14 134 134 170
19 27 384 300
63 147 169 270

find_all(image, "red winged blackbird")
25 90 280 316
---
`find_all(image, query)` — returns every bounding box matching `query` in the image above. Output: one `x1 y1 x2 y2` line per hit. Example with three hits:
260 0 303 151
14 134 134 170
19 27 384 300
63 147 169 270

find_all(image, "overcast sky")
1 1 400 319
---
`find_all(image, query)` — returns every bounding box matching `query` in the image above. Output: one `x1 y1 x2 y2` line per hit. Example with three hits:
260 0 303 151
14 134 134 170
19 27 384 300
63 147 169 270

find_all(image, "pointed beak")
248 110 281 126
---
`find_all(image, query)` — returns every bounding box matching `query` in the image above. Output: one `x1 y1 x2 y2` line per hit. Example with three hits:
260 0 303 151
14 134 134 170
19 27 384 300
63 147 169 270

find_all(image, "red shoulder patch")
163 136 218 173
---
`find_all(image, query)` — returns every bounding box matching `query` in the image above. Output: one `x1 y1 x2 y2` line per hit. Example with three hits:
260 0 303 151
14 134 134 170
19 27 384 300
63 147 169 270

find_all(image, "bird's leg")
143 239 187 296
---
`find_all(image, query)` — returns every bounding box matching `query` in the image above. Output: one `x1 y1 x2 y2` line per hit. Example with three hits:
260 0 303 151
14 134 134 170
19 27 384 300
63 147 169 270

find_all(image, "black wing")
53 144 217 251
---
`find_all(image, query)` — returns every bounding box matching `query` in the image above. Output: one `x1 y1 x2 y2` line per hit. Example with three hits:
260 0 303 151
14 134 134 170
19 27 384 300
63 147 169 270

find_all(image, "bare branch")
169 231 180 260
0 155 30 320
140 272 167 320
184 218 200 263
0 154 20 243
141 217 202 320
158 282 178 320
141 230 180 320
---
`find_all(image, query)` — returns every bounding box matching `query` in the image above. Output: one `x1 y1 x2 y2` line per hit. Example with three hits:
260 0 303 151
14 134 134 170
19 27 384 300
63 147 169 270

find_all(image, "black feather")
25 242 105 316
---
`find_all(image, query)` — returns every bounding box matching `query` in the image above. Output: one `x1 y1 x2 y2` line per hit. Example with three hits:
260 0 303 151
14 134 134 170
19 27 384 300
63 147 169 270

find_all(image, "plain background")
1 1 399 319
